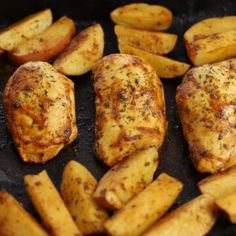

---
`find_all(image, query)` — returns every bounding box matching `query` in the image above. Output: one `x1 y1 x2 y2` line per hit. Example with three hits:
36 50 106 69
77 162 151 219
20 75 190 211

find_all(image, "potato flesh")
104 173 183 236
24 170 81 236
119 43 190 78
143 194 216 236
0 9 52 51
114 25 177 55
214 58 236 72
93 147 158 210
0 191 49 236
61 160 108 235
110 3 172 31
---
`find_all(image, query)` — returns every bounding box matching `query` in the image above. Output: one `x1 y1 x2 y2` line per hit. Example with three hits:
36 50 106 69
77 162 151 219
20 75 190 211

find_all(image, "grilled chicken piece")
93 54 167 166
176 64 236 173
3 61 78 163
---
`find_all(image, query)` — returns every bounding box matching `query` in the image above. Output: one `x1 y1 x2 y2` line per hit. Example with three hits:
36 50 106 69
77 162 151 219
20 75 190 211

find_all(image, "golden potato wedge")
214 57 236 72
54 23 104 76
110 3 172 31
9 16 76 65
104 173 183 236
24 170 81 236
143 194 216 236
61 160 108 235
184 16 236 43
94 147 158 210
119 43 190 78
216 191 236 223
0 9 52 51
0 191 49 236
185 29 236 66
114 25 177 55
198 166 236 199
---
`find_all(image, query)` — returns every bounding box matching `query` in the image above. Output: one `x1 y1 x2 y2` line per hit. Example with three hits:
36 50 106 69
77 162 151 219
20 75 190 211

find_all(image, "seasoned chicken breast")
176 64 236 173
3 61 78 163
93 54 167 166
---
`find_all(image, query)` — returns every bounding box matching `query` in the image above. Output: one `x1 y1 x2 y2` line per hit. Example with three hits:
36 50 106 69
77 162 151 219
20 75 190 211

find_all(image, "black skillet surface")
0 0 236 235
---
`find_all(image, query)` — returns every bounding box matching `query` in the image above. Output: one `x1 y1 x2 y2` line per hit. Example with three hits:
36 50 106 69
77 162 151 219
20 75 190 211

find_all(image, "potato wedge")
110 3 172 31
185 29 236 66
184 16 236 44
198 166 236 199
9 16 76 65
0 9 52 51
54 23 104 76
61 160 108 235
0 191 49 236
216 191 236 223
143 194 216 236
94 147 158 210
104 173 183 236
119 43 190 78
24 170 81 236
114 25 177 55
214 57 236 72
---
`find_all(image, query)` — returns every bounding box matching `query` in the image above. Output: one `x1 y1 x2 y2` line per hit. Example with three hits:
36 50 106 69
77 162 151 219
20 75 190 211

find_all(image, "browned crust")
0 48 3 55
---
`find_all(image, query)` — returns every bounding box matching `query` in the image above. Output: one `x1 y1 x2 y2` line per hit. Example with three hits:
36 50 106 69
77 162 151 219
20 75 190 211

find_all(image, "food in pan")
3 61 78 163
114 25 177 55
110 3 172 31
8 16 76 64
24 170 81 236
104 173 183 236
93 53 167 166
214 57 236 72
119 43 190 79
0 191 49 236
54 23 104 76
176 65 236 173
198 166 236 199
143 194 216 236
0 9 52 51
94 147 158 210
61 160 108 235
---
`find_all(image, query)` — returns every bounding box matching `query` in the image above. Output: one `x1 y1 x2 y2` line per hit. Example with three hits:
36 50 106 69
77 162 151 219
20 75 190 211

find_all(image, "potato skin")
3 61 78 163
110 3 172 31
61 160 108 235
94 147 158 210
8 16 76 65
104 173 183 236
0 191 49 236
54 23 104 76
93 53 167 166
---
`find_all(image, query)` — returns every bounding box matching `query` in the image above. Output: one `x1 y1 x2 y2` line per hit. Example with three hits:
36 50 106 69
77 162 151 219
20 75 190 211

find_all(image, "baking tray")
0 0 236 235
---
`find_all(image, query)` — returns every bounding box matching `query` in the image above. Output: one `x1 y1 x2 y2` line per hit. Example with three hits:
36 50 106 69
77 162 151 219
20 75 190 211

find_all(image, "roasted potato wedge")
104 173 183 236
119 43 190 78
184 16 236 44
0 9 52 51
54 23 104 76
9 16 76 65
61 160 108 235
24 170 81 236
110 3 172 31
214 57 236 72
198 166 236 199
143 194 216 236
185 29 236 66
216 191 236 223
0 191 49 236
94 147 158 210
114 25 177 55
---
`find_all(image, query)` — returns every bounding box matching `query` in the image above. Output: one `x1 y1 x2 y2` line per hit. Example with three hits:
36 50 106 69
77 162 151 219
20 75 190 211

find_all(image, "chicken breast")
93 54 167 166
176 64 236 173
3 61 78 163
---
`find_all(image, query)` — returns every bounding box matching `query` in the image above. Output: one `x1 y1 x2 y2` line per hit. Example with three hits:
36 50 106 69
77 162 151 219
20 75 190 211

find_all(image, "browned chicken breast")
3 61 78 163
93 54 167 166
176 64 236 173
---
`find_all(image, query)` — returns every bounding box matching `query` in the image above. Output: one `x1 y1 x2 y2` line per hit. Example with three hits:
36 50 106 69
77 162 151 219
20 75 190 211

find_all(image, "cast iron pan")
0 0 236 235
